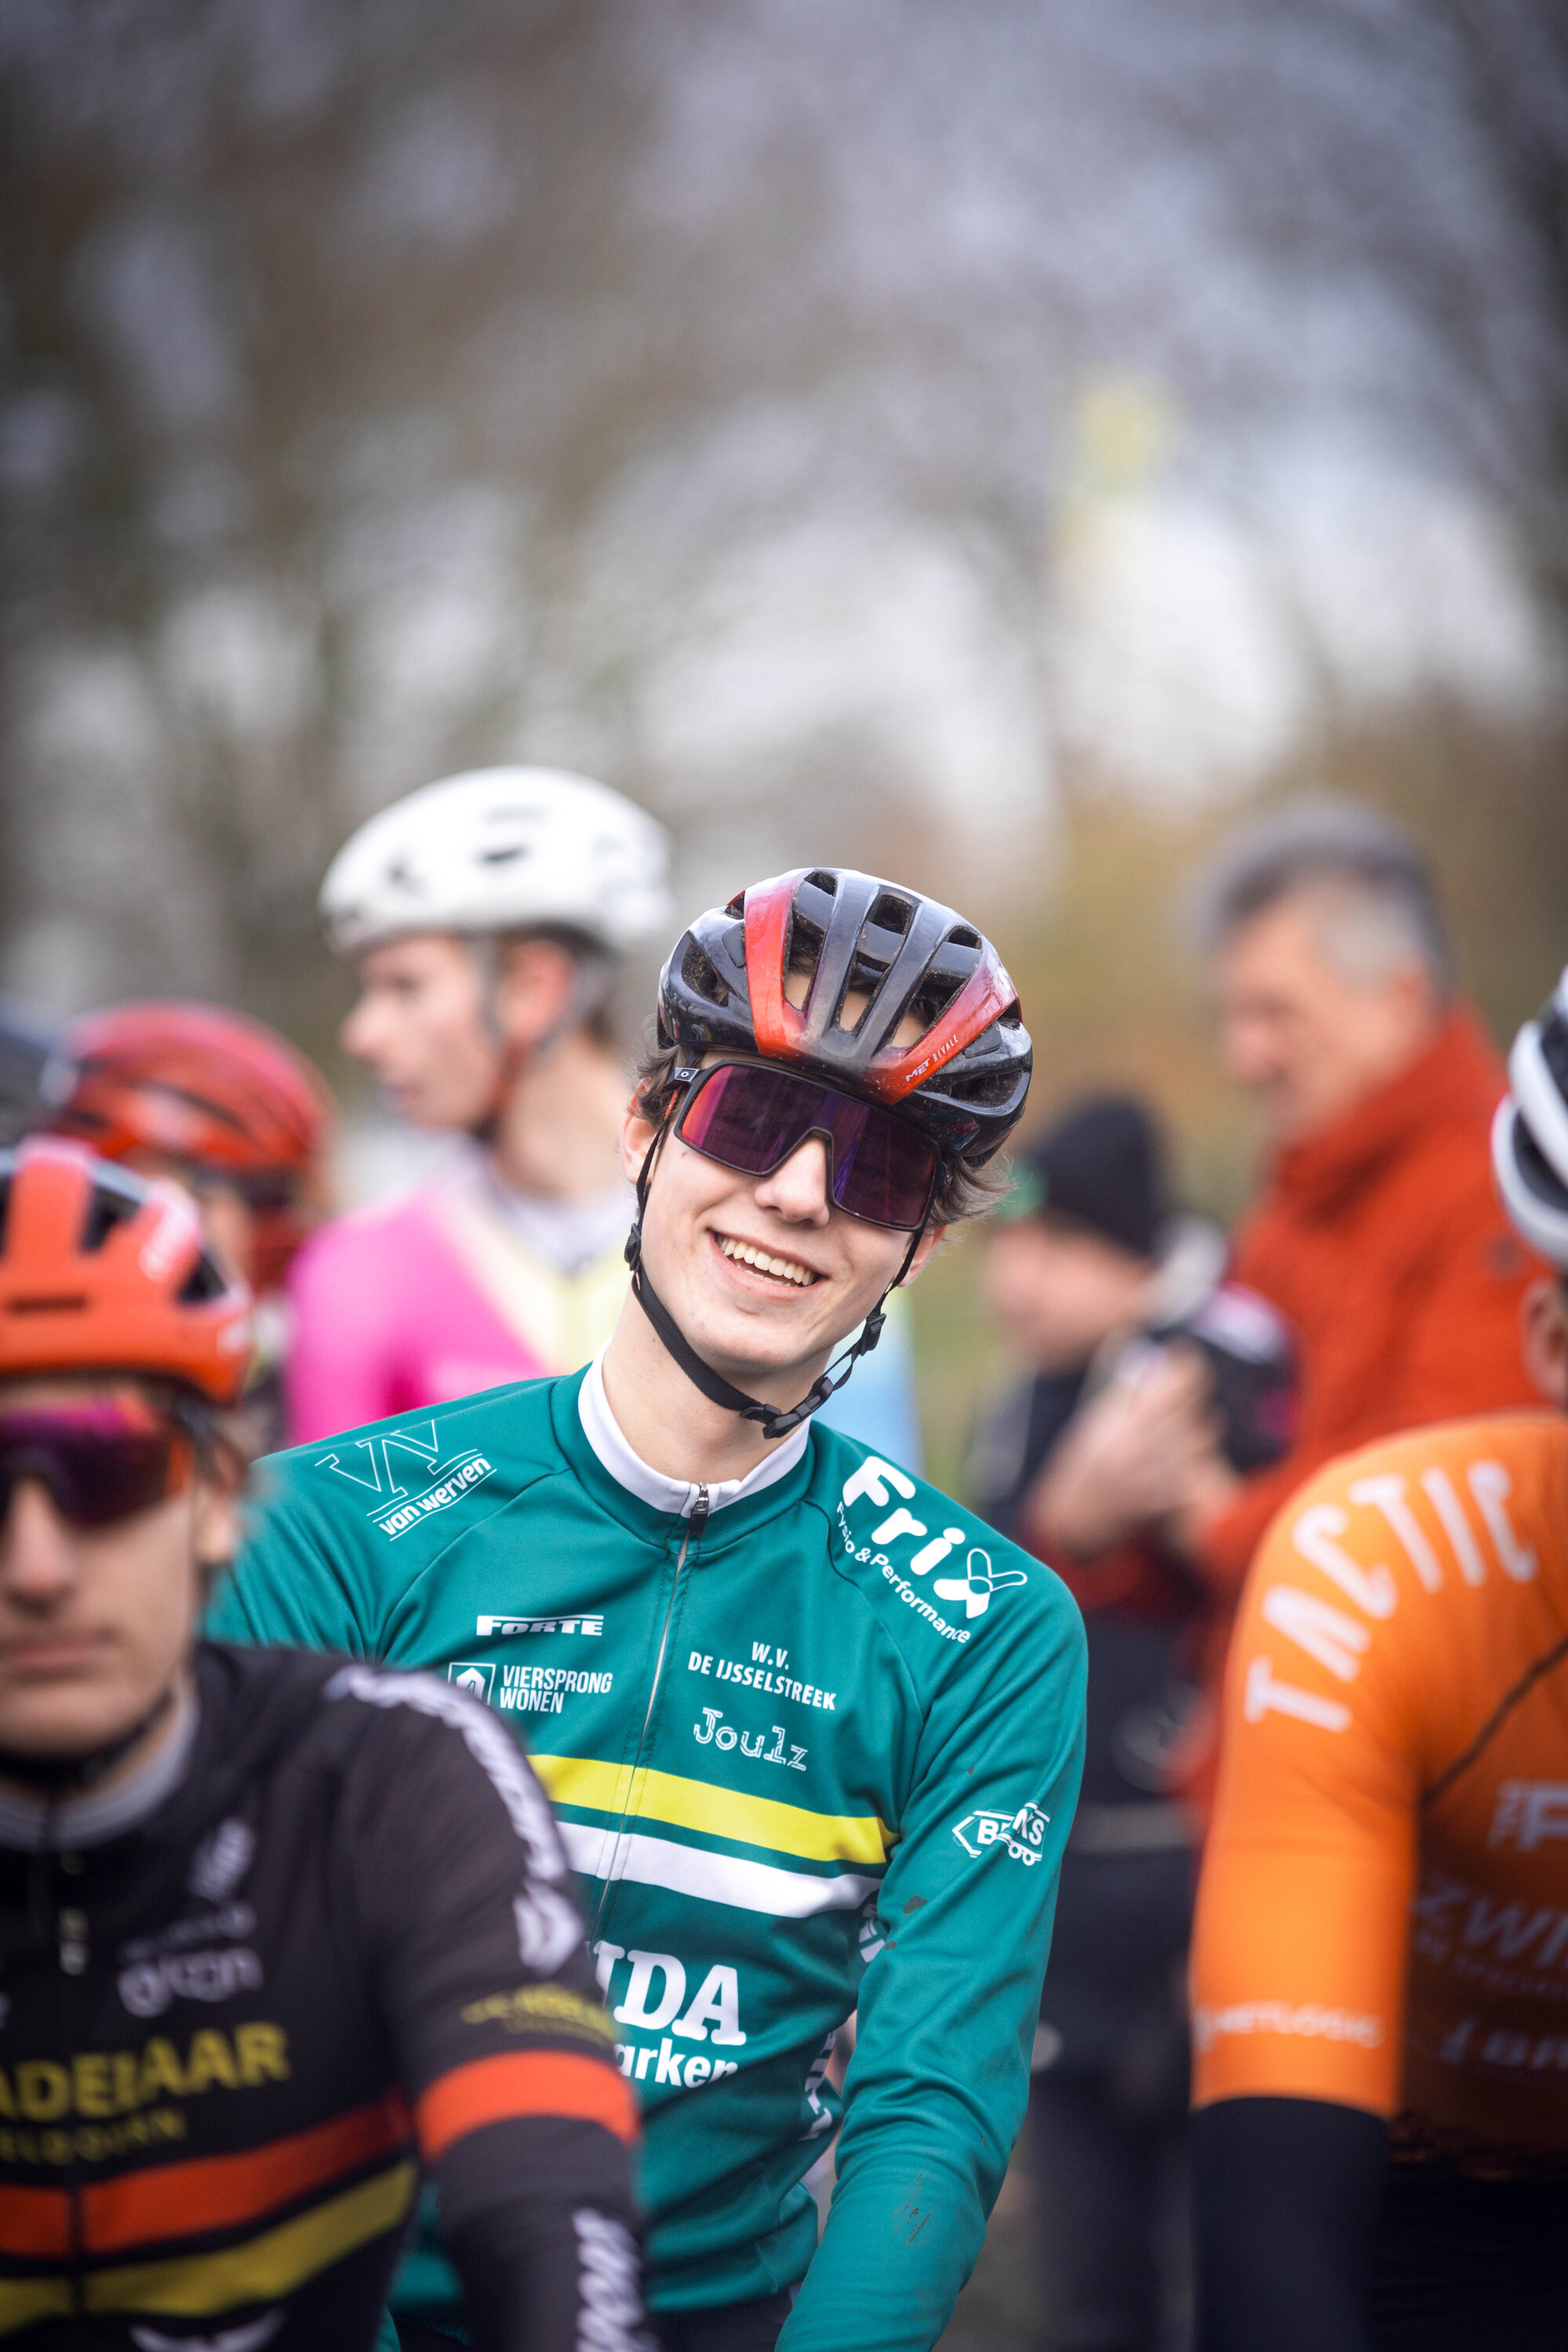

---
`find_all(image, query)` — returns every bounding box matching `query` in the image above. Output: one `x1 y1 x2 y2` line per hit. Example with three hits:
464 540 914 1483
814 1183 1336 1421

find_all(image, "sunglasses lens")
0 1412 189 1530
679 1065 813 1176
829 1108 937 1229
678 1064 937 1229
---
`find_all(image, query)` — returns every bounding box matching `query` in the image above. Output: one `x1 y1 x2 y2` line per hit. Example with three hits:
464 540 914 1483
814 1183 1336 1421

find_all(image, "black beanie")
1001 1094 1168 1260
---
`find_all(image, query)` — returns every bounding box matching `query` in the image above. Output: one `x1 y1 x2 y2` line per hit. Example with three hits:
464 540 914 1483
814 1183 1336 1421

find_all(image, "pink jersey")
285 1175 550 1443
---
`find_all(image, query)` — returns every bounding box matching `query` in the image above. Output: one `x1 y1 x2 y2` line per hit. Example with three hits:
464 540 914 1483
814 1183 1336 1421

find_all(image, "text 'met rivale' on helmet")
659 868 1033 1166
1494 966 1568 1268
319 767 674 960
0 1139 253 1405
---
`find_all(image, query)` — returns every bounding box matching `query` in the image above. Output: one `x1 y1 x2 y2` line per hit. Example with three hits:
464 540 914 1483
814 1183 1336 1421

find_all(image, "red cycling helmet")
658 868 1032 1164
0 1138 253 1405
45 1003 333 1292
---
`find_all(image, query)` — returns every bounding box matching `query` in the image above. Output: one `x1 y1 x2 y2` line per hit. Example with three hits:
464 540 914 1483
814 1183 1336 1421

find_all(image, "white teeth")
717 1236 815 1287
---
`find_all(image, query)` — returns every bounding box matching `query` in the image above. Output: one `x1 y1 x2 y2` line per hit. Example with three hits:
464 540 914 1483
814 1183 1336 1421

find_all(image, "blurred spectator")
971 1095 1293 2352
1055 801 1544 1795
0 1001 55 1145
42 1000 335 1450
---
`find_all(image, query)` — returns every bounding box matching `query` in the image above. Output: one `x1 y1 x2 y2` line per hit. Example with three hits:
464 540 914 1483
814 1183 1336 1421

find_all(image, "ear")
1520 1278 1568 1408
495 938 579 1050
619 1091 661 1186
899 1224 948 1285
191 1442 246 1573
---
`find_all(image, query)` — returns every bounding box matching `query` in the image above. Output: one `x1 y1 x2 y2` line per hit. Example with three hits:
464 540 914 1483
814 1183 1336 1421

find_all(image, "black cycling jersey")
0 1642 644 2348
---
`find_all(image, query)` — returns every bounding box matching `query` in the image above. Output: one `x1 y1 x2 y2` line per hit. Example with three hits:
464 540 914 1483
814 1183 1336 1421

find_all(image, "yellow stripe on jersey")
84 2158 417 2318
531 1752 891 1868
0 2277 71 2335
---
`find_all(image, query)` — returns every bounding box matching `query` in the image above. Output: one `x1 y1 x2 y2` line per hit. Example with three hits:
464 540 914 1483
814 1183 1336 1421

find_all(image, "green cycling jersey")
212 1365 1086 2350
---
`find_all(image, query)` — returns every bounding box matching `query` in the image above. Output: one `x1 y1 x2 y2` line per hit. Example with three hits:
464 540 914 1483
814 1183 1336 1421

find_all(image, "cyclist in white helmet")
285 768 670 1440
291 769 924 1462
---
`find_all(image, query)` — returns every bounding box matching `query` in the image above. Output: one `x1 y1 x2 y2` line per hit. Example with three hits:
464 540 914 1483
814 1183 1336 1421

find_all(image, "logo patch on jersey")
448 1661 497 1701
118 1947 265 2019
476 1613 604 1637
932 1549 1029 1621
953 1802 1050 1864
313 1423 497 1539
133 2319 283 2352
837 1457 1027 1636
188 1820 256 1905
1490 1782 1568 1852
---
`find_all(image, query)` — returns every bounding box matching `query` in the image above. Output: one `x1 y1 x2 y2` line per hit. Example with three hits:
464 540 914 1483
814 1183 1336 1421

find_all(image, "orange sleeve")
1190 1468 1419 2116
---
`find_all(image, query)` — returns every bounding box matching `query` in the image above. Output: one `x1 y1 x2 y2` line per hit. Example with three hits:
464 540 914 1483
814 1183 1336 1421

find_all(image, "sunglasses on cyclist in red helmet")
671 1061 939 1232
0 1403 195 1533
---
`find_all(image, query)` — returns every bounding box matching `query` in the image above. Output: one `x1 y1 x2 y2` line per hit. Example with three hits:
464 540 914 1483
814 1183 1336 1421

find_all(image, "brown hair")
631 1037 1009 1226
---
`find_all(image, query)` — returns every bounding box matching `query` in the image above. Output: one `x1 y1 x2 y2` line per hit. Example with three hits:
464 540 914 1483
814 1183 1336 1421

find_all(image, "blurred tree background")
5 4 1568 2339
4 0 1567 1423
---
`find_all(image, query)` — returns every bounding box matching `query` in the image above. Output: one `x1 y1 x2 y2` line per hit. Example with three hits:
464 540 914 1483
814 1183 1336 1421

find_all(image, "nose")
753 1135 833 1225
340 989 386 1065
1220 1007 1279 1087
0 1480 80 1606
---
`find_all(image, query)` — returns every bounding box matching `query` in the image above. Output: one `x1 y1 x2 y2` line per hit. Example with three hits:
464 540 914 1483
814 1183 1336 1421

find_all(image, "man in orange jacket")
1050 801 1541 1782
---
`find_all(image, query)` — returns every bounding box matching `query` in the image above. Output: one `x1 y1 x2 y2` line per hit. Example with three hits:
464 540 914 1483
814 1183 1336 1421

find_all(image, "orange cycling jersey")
1192 1412 1568 2166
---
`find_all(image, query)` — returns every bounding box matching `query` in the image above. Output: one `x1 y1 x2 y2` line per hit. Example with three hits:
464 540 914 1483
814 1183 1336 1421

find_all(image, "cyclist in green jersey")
215 866 1088 2352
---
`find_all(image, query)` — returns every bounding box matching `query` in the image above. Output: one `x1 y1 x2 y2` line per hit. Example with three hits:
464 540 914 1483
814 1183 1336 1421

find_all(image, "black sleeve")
325 1664 646 2352
447 2192 650 2352
1193 2096 1388 2352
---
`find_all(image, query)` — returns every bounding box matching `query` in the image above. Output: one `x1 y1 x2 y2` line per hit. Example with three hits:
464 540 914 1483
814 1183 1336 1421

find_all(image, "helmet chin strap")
622 1126 923 1444
467 936 615 1149
0 1686 176 1799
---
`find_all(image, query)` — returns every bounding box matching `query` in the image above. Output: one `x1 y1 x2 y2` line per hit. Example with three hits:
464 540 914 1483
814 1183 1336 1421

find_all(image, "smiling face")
619 1088 941 1396
0 1379 238 1766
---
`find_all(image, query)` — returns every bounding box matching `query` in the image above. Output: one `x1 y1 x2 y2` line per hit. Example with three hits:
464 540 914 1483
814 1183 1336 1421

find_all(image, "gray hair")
1186 797 1452 994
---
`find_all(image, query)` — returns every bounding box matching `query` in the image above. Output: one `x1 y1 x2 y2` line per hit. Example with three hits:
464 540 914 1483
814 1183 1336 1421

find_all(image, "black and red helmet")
658 868 1031 1165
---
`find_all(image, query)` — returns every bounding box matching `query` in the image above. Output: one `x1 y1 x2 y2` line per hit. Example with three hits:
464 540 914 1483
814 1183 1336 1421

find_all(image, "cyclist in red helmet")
219 867 1087 2352
0 1138 644 2348
44 1001 336 1450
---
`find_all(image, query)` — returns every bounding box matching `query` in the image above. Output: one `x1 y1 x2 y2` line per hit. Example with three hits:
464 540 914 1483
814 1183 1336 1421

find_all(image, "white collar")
0 1687 199 1853
579 1349 811 1519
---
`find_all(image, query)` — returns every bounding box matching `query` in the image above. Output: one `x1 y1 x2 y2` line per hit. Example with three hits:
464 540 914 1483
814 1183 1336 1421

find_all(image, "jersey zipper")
42 1841 89 2321
591 1484 709 1942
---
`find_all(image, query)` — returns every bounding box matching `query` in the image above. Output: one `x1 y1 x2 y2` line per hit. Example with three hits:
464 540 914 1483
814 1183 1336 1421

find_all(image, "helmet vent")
1516 1116 1568 1210
480 844 530 866
805 871 838 896
947 926 979 952
81 1186 138 1255
946 1065 1020 1106
906 973 965 1031
868 893 913 935
724 892 746 918
681 942 729 1007
178 1255 228 1305
786 913 825 981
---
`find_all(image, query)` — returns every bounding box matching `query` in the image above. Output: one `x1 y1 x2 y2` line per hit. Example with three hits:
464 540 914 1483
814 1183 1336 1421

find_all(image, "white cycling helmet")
1493 965 1568 1267
320 767 673 958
